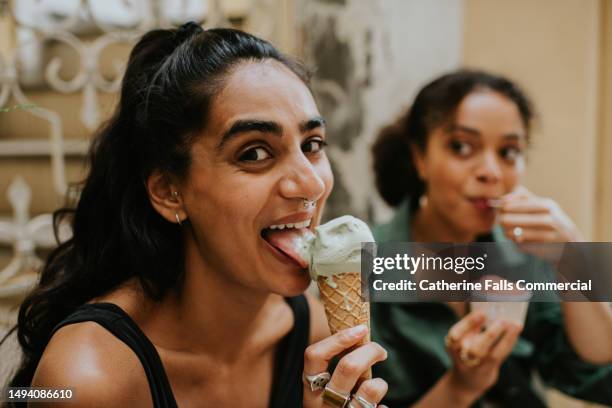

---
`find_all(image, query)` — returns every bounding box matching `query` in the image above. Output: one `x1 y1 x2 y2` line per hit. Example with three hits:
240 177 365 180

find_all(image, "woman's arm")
499 187 612 363
522 302 612 405
560 302 612 364
409 372 477 408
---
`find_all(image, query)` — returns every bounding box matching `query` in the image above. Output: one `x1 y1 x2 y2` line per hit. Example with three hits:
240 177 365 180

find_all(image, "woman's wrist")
444 371 481 408
411 371 480 408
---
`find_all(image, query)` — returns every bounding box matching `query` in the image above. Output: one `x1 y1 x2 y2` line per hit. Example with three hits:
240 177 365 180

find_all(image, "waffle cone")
317 273 371 379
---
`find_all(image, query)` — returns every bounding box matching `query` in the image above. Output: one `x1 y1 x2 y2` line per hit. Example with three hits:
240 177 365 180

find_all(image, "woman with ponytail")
1 23 389 407
370 70 611 407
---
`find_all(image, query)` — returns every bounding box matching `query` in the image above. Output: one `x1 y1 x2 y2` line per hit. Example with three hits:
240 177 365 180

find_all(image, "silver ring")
322 384 351 408
303 198 316 209
303 371 331 392
350 395 377 408
513 226 523 239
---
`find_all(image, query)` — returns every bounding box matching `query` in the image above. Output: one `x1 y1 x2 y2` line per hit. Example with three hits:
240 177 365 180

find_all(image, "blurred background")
0 1 610 405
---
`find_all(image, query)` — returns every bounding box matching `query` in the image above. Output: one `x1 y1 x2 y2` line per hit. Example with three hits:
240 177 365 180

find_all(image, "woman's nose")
475 151 502 184
278 154 326 202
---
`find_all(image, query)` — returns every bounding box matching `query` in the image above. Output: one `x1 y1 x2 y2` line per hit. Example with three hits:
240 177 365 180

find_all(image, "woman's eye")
500 146 522 162
302 139 327 153
239 146 271 162
450 140 472 156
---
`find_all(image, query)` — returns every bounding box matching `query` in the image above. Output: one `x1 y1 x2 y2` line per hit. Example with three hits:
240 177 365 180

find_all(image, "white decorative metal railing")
0 0 296 321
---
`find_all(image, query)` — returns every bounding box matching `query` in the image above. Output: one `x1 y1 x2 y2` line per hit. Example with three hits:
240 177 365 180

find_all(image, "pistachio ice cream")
293 215 374 378
307 215 374 280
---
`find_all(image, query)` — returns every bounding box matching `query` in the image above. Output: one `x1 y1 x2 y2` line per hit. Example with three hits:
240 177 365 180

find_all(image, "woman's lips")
470 197 496 212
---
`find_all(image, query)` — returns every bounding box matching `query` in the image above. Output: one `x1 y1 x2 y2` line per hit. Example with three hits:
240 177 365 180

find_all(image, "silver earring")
303 198 316 209
419 195 428 208
173 192 182 225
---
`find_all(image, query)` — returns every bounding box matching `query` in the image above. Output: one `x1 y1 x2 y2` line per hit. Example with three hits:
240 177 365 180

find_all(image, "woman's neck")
412 202 476 243
139 236 292 362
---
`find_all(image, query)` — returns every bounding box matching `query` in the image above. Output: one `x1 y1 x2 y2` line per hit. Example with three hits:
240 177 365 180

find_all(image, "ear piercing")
419 195 428 208
172 191 182 225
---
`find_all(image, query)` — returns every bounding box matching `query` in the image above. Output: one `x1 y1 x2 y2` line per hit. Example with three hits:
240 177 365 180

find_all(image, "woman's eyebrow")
448 125 524 141
300 116 326 132
217 116 327 151
217 119 281 150
502 133 525 141
448 124 480 136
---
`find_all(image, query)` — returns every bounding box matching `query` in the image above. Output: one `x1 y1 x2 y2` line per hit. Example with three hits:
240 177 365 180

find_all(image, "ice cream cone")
294 215 375 380
317 272 371 379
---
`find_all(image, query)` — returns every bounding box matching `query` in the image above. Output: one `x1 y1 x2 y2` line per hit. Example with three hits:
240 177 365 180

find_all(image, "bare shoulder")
304 291 331 344
31 321 152 407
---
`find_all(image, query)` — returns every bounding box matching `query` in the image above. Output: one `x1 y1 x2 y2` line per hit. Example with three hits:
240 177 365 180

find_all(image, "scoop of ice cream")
308 215 374 280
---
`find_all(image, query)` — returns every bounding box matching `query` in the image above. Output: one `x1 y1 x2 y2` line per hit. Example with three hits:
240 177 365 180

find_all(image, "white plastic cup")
470 300 530 327
470 276 532 327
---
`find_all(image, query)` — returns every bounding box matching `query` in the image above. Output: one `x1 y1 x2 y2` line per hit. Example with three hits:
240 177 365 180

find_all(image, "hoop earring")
175 212 182 226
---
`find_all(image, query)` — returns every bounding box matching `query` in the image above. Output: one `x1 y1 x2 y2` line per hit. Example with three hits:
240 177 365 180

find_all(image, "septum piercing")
303 198 316 209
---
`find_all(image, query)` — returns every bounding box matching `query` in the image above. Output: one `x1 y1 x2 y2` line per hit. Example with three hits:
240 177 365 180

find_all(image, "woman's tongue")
263 228 310 268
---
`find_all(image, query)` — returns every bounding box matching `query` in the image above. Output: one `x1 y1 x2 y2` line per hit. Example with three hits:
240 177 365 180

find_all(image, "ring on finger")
460 348 482 367
512 226 523 240
349 394 377 408
303 371 331 392
323 384 351 408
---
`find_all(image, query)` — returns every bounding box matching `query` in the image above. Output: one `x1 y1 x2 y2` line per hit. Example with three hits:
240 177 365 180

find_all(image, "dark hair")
1 23 309 393
372 69 534 207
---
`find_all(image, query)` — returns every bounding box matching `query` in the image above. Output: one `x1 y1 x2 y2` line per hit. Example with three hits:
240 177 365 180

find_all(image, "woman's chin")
459 217 495 238
271 269 312 297
473 221 496 236
472 213 497 232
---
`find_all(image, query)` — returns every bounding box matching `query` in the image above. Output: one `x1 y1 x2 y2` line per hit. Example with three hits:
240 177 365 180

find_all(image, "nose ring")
303 198 316 209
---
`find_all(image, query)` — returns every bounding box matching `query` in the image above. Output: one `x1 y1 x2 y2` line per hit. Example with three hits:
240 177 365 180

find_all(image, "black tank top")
50 296 310 407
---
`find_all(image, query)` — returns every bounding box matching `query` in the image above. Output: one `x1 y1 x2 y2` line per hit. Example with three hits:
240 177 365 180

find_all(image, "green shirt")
370 200 612 407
